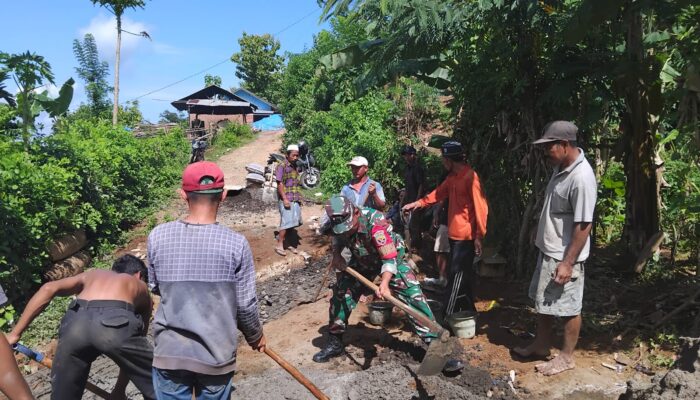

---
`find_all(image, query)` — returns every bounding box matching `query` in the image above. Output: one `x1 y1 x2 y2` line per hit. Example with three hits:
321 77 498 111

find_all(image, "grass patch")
207 123 256 160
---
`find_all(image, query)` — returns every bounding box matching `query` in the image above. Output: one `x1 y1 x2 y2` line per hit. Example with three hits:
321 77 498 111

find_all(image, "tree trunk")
112 16 121 126
621 5 660 255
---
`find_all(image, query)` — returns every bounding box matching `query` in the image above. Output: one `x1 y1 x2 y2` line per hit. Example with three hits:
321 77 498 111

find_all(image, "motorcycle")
264 140 321 189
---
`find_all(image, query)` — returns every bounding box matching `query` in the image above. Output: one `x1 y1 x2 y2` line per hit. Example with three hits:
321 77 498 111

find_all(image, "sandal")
274 247 287 256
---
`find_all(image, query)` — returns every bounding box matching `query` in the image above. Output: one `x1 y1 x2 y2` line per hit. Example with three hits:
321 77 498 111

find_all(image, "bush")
0 121 188 317
287 91 403 198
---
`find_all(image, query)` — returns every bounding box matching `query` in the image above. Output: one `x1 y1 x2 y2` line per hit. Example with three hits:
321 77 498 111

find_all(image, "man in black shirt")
401 145 425 252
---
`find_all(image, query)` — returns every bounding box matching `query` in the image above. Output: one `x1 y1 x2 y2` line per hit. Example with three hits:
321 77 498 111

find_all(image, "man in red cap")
147 161 266 398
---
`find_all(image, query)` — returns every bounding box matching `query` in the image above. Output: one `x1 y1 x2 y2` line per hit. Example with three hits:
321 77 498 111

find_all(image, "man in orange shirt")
403 141 488 316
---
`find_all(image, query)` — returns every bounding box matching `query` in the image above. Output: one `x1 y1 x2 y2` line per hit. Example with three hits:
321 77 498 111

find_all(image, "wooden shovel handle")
344 266 446 335
264 347 330 400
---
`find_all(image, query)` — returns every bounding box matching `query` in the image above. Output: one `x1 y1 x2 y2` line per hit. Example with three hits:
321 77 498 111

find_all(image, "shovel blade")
417 337 453 375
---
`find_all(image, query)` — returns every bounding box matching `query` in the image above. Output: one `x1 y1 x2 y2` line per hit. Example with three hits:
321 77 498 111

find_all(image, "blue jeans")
152 368 234 400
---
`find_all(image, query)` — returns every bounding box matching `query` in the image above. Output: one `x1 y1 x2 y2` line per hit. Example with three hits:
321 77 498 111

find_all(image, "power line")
130 7 322 102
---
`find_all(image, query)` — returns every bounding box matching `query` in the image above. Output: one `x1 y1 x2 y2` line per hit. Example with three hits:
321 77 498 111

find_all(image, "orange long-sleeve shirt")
417 165 488 241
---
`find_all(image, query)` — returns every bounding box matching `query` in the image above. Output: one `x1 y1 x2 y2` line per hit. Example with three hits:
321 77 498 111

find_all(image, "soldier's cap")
324 195 355 235
533 121 578 144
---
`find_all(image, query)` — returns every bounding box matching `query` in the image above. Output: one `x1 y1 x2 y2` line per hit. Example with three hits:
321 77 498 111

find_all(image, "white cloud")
79 14 183 62
80 14 151 62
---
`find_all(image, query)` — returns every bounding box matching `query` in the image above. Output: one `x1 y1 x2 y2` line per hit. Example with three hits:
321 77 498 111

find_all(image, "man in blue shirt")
341 156 386 210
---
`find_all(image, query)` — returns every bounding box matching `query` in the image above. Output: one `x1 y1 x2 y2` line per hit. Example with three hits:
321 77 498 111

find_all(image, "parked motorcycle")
262 140 321 189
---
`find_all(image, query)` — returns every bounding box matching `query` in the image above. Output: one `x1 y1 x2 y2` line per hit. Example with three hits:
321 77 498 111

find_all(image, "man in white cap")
275 144 303 256
341 156 386 210
513 121 597 376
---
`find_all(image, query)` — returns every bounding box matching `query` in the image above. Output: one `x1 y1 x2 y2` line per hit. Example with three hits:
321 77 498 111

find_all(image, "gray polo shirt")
535 148 597 262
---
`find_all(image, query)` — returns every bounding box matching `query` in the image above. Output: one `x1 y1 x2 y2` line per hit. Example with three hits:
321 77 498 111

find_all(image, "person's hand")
5 331 20 346
368 182 376 195
554 261 573 285
432 216 439 229
283 200 291 209
375 281 391 300
402 202 419 213
250 334 267 353
474 237 483 257
359 294 374 303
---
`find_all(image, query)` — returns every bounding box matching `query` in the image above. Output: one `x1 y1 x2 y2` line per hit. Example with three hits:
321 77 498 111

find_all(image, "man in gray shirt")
514 121 597 376
148 161 266 398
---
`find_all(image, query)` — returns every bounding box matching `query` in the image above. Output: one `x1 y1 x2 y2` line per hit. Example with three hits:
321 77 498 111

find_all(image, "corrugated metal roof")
185 99 250 107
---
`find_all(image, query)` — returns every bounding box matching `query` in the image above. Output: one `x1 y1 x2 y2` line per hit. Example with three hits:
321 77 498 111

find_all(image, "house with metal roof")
171 85 258 130
231 88 278 119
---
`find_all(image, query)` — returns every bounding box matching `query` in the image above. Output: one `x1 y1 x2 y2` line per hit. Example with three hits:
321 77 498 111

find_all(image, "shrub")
0 121 188 315
288 91 403 198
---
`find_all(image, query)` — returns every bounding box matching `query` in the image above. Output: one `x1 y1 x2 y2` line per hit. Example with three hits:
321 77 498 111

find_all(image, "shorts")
528 252 584 316
278 201 302 230
433 225 450 253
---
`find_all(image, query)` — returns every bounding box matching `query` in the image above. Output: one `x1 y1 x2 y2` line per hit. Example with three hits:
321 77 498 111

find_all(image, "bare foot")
512 343 551 360
535 354 575 376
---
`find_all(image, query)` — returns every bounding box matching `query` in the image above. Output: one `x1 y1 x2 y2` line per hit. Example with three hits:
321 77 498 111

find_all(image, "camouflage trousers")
328 263 438 339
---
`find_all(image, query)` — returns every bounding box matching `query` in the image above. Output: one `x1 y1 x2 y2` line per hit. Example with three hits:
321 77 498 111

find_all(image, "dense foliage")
314 0 700 274
0 122 188 322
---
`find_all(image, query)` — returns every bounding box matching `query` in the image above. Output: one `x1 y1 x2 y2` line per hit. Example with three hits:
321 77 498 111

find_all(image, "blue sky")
1 0 329 122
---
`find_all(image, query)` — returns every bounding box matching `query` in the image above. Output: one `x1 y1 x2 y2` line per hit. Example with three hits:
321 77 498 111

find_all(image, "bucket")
427 299 443 322
368 302 393 326
447 311 476 338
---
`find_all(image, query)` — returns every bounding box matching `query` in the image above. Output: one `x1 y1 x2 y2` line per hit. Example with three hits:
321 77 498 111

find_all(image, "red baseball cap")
182 161 225 193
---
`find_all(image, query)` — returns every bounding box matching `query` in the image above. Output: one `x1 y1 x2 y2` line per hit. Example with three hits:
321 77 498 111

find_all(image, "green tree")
204 74 222 87
0 52 74 150
90 0 149 126
230 33 284 102
158 109 185 124
73 33 111 113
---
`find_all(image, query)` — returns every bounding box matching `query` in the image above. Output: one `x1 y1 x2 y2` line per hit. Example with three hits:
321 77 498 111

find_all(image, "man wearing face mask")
275 144 304 256
513 121 597 376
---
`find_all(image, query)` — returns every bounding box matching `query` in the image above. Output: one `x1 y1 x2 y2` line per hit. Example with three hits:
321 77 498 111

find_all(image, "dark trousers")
51 299 156 400
442 240 477 316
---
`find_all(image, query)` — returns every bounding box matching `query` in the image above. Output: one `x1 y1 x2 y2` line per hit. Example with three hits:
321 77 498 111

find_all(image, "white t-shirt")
535 148 597 262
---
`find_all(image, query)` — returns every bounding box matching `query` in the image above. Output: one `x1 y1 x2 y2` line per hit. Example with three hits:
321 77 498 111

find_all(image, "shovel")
344 266 455 375
264 347 329 400
13 343 111 399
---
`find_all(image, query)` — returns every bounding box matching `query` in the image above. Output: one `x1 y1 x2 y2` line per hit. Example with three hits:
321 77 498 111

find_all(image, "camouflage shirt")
334 207 407 275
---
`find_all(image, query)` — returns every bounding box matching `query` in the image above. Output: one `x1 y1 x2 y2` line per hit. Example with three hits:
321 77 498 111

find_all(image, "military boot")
312 334 344 363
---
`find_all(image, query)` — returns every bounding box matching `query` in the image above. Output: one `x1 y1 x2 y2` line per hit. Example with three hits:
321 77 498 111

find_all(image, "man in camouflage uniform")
312 195 441 364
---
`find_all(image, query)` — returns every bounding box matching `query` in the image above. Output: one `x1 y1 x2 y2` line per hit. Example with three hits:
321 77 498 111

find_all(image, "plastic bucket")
427 299 443 322
368 302 393 326
447 311 476 338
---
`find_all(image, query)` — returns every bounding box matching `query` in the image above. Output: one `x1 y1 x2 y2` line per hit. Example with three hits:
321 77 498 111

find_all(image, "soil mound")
620 337 700 400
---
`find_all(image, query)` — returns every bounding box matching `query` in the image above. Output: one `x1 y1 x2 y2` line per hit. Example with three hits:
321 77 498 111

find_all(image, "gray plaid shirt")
147 220 262 375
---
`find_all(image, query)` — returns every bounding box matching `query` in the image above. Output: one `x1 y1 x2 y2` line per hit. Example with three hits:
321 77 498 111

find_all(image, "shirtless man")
7 254 155 400
0 283 33 400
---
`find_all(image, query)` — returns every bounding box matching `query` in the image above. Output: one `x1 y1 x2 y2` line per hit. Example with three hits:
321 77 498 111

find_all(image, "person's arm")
416 164 426 199
554 222 592 284
369 181 386 209
275 165 289 207
6 274 86 344
470 171 488 257
235 239 265 352
403 178 449 211
432 200 446 228
0 333 33 400
555 181 596 284
147 234 160 296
